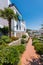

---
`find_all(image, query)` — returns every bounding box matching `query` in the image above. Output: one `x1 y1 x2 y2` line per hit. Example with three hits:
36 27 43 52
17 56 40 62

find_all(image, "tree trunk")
8 19 11 37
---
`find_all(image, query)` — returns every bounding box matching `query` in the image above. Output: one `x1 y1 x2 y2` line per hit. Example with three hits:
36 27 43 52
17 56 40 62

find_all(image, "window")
16 24 18 30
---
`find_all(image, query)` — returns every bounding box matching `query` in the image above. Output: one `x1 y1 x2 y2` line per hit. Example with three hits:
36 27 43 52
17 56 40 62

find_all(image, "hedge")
0 44 25 65
34 43 43 55
32 38 43 55
0 36 12 45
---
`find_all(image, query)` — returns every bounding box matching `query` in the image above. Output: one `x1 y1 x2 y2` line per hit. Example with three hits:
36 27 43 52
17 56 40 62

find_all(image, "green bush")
11 36 19 41
1 36 9 40
33 38 43 55
32 39 39 45
0 44 25 65
14 45 25 54
0 39 5 45
21 39 25 44
22 35 26 38
5 38 12 43
34 43 43 55
0 45 20 65
32 37 39 41
0 36 12 44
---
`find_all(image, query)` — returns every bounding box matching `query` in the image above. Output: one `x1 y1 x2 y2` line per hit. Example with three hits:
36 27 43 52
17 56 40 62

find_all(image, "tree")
0 8 18 37
40 24 43 43
2 26 9 35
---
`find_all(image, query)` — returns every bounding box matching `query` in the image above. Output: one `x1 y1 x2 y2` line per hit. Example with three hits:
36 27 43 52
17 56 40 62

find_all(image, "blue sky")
11 0 43 30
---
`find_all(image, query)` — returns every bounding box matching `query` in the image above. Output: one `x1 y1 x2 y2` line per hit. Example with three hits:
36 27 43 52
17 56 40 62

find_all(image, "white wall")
0 18 8 26
0 0 11 27
21 22 26 31
0 0 9 9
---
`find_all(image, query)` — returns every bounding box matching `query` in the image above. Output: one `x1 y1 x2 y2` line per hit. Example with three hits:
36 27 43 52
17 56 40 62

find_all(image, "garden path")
20 38 40 65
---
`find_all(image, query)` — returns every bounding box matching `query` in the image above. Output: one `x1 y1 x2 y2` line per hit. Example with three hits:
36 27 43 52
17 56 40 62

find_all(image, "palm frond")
0 8 19 21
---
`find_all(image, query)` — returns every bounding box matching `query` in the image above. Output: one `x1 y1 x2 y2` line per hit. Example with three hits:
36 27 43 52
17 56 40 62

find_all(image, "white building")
0 0 26 37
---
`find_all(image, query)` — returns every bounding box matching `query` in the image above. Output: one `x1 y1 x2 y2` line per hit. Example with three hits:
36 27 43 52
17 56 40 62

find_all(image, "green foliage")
26 29 31 32
34 43 43 55
1 36 9 40
0 39 5 45
1 36 12 43
40 35 43 43
2 26 9 35
32 38 43 55
0 26 8 36
21 39 25 44
11 36 19 41
22 35 26 38
0 28 2 32
0 8 18 21
39 24 43 43
0 8 19 37
14 45 25 54
0 45 20 65
32 39 39 45
0 36 12 45
0 44 25 65
32 37 38 41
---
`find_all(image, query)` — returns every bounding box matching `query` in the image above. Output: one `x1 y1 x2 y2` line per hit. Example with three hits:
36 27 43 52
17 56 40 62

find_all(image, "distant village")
26 24 43 41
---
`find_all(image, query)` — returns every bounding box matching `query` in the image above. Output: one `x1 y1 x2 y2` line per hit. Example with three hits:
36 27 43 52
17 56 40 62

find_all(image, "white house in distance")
0 0 26 37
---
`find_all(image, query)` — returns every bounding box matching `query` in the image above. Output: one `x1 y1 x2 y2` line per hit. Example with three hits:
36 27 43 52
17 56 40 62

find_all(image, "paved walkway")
20 38 40 65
